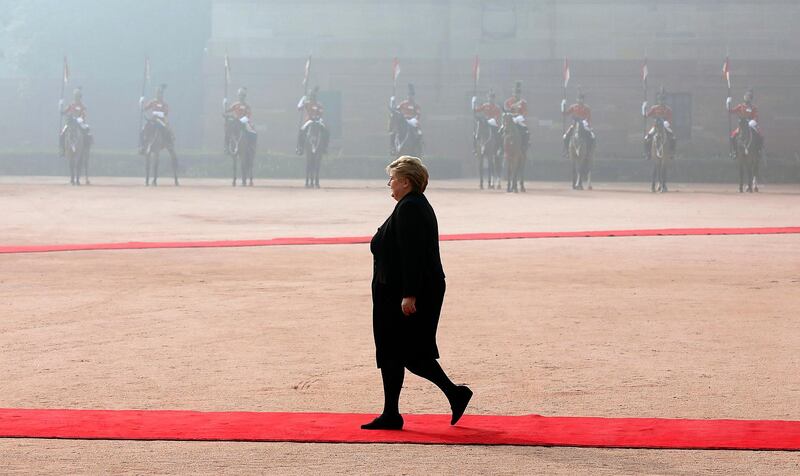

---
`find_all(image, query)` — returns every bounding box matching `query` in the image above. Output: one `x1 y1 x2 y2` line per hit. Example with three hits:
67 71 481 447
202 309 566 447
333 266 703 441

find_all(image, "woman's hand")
401 296 417 316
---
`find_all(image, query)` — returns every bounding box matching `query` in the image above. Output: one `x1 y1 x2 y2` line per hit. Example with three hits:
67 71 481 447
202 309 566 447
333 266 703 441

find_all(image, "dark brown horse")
567 118 593 190
143 119 179 186
734 116 761 193
474 116 502 189
224 115 257 187
64 116 91 186
650 118 674 193
303 119 324 188
501 113 526 193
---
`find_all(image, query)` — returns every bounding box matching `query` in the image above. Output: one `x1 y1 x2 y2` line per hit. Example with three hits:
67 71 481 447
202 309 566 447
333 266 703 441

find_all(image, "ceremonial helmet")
744 87 754 102
513 80 522 96
73 87 83 100
408 83 416 98
237 86 247 100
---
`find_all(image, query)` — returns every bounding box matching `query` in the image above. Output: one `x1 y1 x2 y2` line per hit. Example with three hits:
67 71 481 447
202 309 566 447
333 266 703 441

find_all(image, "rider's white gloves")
389 96 396 108
139 96 145 109
297 96 307 109
560 99 566 113
726 97 732 109
663 120 671 129
223 98 228 110
641 101 648 116
749 119 758 130
58 99 64 112
239 116 249 124
153 111 165 118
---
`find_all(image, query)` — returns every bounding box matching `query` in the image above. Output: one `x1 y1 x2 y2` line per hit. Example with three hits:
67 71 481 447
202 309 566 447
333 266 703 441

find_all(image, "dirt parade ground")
1 177 799 475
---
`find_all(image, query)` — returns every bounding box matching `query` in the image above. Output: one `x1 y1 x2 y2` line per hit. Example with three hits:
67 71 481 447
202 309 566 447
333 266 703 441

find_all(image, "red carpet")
1 226 798 255
1 409 798 450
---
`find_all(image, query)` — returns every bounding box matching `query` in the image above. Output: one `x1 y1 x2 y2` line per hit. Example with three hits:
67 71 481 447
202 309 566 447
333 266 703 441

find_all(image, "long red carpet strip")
1 226 798 255
0 409 798 450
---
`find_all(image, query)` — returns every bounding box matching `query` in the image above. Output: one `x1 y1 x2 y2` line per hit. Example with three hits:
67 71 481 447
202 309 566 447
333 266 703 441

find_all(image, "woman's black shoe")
449 385 473 425
361 413 404 430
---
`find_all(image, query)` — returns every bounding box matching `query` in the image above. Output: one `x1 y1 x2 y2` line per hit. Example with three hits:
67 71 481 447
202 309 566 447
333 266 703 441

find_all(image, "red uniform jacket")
475 102 502 122
504 97 528 116
144 99 169 117
301 100 323 122
646 104 672 122
227 101 252 120
565 103 591 124
729 103 758 120
63 101 87 120
397 99 421 120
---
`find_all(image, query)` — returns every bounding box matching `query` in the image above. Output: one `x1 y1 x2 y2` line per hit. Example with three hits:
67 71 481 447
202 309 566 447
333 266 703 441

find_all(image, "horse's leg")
169 147 179 186
83 148 90 185
506 156 512 193
660 159 668 193
314 152 321 188
68 153 76 185
651 158 658 192
585 155 593 190
519 153 526 192
752 155 760 192
145 154 151 186
738 156 745 193
153 151 160 186
478 151 484 190
746 155 754 193
570 155 578 190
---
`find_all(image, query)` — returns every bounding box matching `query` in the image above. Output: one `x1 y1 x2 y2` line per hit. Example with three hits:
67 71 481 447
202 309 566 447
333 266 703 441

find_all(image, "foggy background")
2 0 800 181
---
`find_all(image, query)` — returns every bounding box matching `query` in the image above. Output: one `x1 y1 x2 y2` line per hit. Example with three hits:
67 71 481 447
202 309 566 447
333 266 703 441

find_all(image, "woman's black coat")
370 191 446 368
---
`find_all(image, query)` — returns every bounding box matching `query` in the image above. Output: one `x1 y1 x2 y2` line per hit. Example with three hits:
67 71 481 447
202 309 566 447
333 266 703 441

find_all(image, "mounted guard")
561 90 595 156
390 83 422 156
727 88 763 159
503 81 530 155
59 87 93 157
296 86 329 156
225 86 258 186
643 87 676 160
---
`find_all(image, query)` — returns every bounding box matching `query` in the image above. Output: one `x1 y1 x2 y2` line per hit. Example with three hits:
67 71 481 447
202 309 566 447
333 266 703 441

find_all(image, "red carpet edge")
1 226 798 255
0 409 799 450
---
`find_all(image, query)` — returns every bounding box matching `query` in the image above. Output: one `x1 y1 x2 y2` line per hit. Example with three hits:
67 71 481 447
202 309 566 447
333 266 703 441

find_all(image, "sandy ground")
1 177 799 475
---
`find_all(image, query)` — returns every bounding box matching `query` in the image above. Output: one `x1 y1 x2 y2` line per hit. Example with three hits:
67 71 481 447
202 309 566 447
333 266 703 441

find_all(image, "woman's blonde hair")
386 156 429 193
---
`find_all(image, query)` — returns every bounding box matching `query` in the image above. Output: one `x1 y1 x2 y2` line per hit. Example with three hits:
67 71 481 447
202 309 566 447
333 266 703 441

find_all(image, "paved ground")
1 177 798 474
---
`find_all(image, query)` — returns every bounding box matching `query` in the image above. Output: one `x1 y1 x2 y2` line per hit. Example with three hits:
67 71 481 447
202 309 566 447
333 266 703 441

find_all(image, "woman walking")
362 156 472 430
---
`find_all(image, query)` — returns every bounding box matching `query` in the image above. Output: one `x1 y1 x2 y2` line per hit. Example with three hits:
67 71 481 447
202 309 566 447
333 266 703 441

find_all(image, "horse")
303 119 324 188
224 115 256 187
63 116 90 186
567 119 593 190
501 113 526 193
388 107 423 159
143 119 179 186
734 116 761 193
649 118 674 193
474 116 502 189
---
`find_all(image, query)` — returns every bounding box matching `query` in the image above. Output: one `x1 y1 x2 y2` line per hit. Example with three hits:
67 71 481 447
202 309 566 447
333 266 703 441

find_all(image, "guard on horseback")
225 86 257 151
643 88 676 160
390 83 422 155
473 89 502 131
727 88 763 158
59 87 93 157
139 83 175 155
562 90 595 156
296 86 329 156
503 81 530 155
